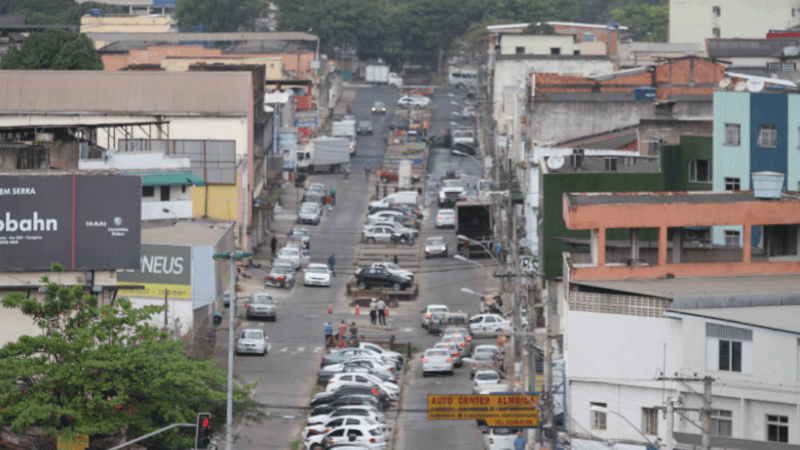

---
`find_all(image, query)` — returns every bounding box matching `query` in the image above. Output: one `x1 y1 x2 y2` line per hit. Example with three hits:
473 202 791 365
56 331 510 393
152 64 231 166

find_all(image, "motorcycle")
390 233 415 246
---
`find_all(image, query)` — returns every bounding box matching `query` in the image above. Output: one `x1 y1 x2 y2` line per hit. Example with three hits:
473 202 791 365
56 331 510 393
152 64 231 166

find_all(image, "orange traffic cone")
328 304 333 314
355 305 360 315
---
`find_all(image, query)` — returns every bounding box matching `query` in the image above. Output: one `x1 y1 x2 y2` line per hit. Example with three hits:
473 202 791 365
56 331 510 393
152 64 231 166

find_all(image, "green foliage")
0 274 265 448
608 1 668 42
522 23 556 35
0 0 125 25
174 0 268 31
0 29 103 70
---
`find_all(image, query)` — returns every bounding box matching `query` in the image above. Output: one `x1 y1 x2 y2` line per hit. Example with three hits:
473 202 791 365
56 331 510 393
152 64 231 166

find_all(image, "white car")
356 342 404 366
397 95 429 109
435 209 456 228
440 335 468 364
422 348 454 376
277 247 302 270
366 210 405 224
322 359 397 380
235 328 268 356
469 314 514 337
421 304 449 328
325 373 400 400
461 106 477 119
308 183 326 194
318 425 387 450
304 417 389 443
298 204 322 225
305 263 332 287
471 344 501 359
453 129 476 146
284 242 310 264
307 406 385 427
355 262 413 283
472 370 502 394
434 342 462 367
325 348 397 369
483 427 523 450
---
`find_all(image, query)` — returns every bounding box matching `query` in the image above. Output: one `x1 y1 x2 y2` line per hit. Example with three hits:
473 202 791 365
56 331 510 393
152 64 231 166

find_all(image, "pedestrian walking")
328 253 336 277
375 181 380 198
338 320 347 339
350 321 358 337
324 322 333 346
383 184 388 198
325 195 333 215
365 165 371 180
369 298 378 325
393 254 399 265
330 187 337 205
270 235 278 256
377 299 387 325
345 163 350 179
513 431 526 450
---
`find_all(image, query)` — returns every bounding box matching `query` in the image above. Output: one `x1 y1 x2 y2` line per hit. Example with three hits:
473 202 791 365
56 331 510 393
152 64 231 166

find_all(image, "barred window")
757 124 778 148
724 123 740 146
642 408 658 435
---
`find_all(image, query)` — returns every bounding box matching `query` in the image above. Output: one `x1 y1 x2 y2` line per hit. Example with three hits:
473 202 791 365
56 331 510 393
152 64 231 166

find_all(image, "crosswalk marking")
313 346 323 353
296 347 305 353
280 347 288 352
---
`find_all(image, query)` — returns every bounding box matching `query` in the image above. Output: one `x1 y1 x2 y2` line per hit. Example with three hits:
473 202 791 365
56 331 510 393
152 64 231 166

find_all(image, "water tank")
88 8 102 16
752 171 785 198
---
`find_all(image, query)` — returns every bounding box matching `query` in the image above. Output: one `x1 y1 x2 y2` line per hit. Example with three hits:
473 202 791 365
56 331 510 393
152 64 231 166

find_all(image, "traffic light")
195 412 213 450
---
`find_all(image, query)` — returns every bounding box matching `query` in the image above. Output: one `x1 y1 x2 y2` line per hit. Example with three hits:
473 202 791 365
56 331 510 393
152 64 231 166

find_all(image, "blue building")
712 90 800 246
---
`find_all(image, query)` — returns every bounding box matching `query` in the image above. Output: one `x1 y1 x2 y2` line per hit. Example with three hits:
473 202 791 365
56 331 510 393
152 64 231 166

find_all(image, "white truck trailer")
296 137 351 173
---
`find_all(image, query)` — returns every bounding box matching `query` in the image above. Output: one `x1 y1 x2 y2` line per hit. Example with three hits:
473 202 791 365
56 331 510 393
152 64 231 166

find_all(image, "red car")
380 169 421 184
409 88 433 97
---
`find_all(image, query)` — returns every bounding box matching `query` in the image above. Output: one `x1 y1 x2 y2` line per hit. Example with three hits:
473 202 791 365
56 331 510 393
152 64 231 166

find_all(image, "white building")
562 274 800 449
669 0 800 46
80 151 204 222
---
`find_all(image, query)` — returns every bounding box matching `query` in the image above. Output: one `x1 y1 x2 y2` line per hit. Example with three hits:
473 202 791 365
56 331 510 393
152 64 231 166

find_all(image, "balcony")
142 200 193 221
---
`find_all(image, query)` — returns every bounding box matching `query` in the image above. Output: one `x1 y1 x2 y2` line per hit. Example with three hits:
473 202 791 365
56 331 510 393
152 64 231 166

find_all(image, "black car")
356 268 413 291
390 203 423 219
427 312 447 335
393 214 421 230
357 121 373 135
311 388 387 409
330 395 384 410
451 142 477 156
302 192 326 205
388 119 409 130
371 101 386 115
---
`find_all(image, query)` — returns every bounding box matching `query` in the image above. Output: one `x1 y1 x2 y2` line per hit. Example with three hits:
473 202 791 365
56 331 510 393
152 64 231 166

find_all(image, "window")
591 403 607 430
642 408 658 435
688 160 712 182
719 340 742 371
160 186 170 201
573 50 580 55
725 177 741 191
142 186 155 197
725 230 741 247
711 410 733 437
713 27 721 38
767 415 789 443
647 141 661 155
550 48 561 55
713 6 721 16
768 62 782 71
181 185 186 193
605 157 618 171
707 323 752 372
757 124 778 148
783 63 796 71
724 123 741 146
515 46 525 54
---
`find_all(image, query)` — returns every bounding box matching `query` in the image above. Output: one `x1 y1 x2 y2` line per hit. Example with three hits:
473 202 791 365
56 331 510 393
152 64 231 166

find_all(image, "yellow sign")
57 434 89 450
427 394 538 426
117 282 191 299
485 417 538 427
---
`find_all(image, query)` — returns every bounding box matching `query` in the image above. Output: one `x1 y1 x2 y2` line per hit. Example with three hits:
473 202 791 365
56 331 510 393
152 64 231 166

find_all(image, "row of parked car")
300 341 407 450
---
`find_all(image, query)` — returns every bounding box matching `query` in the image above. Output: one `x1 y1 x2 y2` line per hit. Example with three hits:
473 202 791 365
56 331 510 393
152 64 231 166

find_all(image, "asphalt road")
229 86 403 450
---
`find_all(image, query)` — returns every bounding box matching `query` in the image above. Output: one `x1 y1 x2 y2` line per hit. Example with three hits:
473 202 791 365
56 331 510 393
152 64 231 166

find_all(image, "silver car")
246 293 277 321
265 259 296 289
422 348 454 377
236 329 269 356
298 203 321 225
434 342 462 367
364 221 419 239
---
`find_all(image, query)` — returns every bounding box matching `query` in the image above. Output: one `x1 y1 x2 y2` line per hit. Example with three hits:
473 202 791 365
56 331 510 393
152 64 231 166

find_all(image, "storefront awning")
139 172 205 187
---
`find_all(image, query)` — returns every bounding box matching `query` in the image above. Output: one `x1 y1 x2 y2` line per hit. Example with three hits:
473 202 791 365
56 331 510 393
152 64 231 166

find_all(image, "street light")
454 254 500 287
162 208 178 226
460 287 492 297
589 405 656 446
212 250 254 450
457 234 502 268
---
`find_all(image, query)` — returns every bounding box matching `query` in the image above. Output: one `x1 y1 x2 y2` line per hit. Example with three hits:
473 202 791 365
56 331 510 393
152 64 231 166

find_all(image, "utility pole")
164 288 169 330
545 314 556 450
665 397 675 450
703 376 712 450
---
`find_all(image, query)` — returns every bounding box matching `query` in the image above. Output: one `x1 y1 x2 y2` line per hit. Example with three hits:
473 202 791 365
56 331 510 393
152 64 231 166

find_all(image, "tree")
0 0 124 26
0 29 103 70
0 266 265 449
174 0 268 31
482 0 581 23
608 1 668 42
522 23 556 35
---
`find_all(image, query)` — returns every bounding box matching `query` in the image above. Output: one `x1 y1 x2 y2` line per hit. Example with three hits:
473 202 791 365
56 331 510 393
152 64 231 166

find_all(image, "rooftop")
565 190 800 207
142 221 231 246
666 305 800 335
0 71 251 115
556 125 638 150
541 154 659 174
707 38 799 58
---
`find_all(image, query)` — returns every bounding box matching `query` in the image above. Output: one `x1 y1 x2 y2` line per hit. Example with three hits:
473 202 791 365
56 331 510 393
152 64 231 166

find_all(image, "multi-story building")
670 0 800 45
75 0 177 16
80 13 178 50
560 188 800 449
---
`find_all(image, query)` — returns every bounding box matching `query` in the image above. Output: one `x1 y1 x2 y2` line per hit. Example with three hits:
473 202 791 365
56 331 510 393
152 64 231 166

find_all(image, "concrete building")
117 221 234 337
75 0 177 16
0 15 78 62
80 14 178 49
161 55 286 79
618 42 705 67
100 45 223 71
0 70 259 251
560 190 800 449
669 0 800 46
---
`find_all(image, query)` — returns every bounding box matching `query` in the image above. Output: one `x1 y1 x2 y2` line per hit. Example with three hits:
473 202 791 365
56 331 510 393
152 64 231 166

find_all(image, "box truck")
332 120 357 156
365 64 403 87
296 137 351 173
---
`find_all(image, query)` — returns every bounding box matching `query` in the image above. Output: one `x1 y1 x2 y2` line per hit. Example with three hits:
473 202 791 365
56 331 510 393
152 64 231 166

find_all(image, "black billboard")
0 175 141 272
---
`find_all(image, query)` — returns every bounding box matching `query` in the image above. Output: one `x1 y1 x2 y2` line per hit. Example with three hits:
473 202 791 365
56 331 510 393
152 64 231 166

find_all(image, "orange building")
102 46 223 71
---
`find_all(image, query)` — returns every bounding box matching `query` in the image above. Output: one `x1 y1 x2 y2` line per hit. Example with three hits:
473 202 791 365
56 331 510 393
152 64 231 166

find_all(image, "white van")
368 191 418 209
448 68 478 89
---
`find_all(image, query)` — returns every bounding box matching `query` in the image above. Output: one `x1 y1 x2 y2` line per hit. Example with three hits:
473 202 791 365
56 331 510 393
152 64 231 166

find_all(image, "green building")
538 136 713 280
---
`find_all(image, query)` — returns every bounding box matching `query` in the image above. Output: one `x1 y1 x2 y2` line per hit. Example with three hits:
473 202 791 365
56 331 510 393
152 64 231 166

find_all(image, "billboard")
295 111 319 128
0 175 141 272
117 244 191 299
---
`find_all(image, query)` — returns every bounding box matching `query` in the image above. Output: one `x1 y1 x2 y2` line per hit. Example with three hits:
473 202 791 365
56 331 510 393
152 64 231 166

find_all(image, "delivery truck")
296 137 351 173
365 64 403 87
332 120 357 156
455 202 495 259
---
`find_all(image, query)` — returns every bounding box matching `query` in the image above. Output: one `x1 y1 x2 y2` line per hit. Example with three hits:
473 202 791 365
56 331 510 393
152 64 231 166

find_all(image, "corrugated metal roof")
666 305 800 335
0 71 251 115
707 38 798 58
142 221 231 246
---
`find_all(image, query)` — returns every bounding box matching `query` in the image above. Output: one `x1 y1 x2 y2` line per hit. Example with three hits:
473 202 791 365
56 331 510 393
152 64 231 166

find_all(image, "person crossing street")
328 253 336 277
324 322 333 346
377 298 387 326
330 187 337 205
369 298 378 325
338 320 347 340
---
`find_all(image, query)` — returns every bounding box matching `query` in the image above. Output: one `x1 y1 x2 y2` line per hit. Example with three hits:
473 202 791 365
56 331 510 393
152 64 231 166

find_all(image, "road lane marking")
280 347 288 352
297 347 305 353
404 328 413 332
313 347 323 353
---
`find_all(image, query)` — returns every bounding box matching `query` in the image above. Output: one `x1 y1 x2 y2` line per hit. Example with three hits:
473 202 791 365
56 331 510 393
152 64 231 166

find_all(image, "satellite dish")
546 155 565 170
718 78 731 89
747 78 765 93
734 81 747 92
